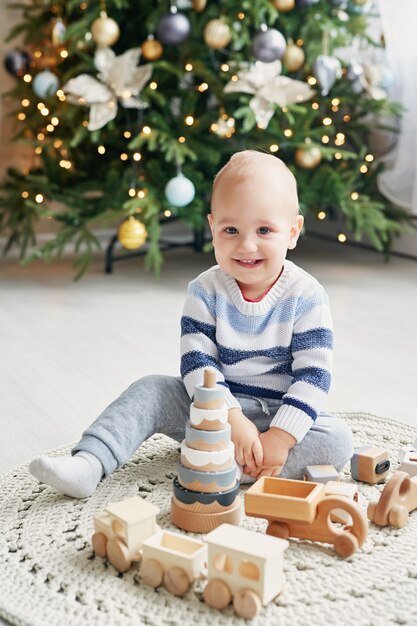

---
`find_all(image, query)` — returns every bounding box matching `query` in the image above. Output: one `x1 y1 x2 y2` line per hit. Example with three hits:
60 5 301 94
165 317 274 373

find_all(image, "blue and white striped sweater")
180 260 333 442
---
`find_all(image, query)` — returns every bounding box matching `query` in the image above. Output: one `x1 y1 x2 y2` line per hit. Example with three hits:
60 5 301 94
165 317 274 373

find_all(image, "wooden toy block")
245 476 368 558
193 368 225 410
177 461 237 493
400 456 417 477
398 448 417 478
304 465 340 483
92 495 160 572
140 530 207 596
325 481 359 524
367 471 417 528
180 439 235 472
350 445 390 484
203 523 288 619
185 421 231 451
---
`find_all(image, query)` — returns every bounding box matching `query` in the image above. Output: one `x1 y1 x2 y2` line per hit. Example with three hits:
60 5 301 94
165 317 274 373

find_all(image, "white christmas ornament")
63 48 152 131
33 70 60 98
313 55 342 96
165 174 195 207
224 60 314 129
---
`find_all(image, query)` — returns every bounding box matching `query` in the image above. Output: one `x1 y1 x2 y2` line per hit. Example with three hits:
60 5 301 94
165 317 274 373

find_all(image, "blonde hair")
212 150 299 215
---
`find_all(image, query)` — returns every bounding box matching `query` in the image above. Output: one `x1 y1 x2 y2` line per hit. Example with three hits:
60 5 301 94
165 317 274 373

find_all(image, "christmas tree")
0 0 406 277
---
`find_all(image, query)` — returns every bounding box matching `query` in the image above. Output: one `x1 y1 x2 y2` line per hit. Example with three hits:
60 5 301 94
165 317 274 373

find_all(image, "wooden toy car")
304 464 339 483
140 530 207 596
367 471 417 528
92 495 160 572
203 523 288 619
350 445 390 484
245 476 368 558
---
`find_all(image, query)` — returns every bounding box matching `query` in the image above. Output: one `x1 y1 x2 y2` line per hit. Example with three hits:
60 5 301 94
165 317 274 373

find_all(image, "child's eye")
258 226 272 235
224 226 238 234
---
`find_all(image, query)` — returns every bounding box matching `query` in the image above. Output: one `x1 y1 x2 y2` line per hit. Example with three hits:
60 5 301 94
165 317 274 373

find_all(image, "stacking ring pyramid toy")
171 368 242 532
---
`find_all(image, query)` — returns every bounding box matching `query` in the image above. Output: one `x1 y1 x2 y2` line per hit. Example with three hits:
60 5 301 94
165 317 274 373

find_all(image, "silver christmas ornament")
252 28 286 63
224 60 314 129
156 11 191 45
346 61 363 82
313 54 342 96
329 0 348 7
64 47 152 131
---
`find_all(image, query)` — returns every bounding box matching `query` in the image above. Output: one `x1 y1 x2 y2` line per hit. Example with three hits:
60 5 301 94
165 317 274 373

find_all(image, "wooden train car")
140 530 207 596
203 523 288 619
92 495 160 572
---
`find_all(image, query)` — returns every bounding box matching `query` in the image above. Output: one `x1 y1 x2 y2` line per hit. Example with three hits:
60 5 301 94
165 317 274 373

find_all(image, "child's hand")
244 427 296 478
228 408 263 471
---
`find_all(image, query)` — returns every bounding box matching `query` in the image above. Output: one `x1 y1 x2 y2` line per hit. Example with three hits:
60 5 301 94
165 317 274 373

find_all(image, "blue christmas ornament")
165 174 195 207
4 48 31 77
33 70 60 98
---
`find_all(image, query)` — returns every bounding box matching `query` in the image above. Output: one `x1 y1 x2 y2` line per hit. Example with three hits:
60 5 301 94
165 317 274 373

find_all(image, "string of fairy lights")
7 0 382 251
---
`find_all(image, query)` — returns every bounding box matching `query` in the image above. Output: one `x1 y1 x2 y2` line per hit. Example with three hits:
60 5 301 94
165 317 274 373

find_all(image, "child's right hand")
228 408 263 471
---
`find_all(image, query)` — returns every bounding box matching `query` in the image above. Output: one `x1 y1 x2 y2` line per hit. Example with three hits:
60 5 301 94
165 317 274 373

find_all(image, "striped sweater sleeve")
180 278 241 409
269 286 333 442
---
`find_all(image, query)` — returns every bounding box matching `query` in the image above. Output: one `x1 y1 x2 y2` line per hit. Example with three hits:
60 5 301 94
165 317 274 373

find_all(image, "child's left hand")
243 427 296 478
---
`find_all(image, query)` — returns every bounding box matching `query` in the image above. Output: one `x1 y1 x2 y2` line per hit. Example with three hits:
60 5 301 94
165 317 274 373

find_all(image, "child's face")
208 171 304 298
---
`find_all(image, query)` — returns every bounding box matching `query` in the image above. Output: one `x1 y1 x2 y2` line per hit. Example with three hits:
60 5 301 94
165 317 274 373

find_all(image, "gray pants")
72 375 354 478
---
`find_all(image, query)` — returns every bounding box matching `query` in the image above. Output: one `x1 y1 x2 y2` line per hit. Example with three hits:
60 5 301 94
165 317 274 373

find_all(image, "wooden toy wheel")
163 566 190 596
233 589 262 619
140 559 164 588
388 504 409 528
91 532 107 558
203 579 232 609
334 532 359 558
106 537 132 573
266 521 290 539
367 500 378 522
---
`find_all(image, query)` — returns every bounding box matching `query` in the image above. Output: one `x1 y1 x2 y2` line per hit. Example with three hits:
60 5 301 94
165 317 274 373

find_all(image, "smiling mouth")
235 259 263 267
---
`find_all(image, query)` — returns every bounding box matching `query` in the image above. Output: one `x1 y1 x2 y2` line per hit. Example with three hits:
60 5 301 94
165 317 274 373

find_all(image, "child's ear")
288 215 304 250
207 213 215 240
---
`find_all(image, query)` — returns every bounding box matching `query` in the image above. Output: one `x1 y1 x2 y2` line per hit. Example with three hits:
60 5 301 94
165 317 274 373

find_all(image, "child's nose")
237 234 257 253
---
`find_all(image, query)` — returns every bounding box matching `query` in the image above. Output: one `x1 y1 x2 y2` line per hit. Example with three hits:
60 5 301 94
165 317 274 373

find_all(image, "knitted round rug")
1 413 416 626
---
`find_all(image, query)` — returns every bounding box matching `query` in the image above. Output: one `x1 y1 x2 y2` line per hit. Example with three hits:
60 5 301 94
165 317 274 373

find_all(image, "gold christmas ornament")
91 11 120 47
283 42 305 72
204 19 232 49
192 0 207 11
118 217 148 250
295 146 322 169
141 37 163 61
273 0 295 12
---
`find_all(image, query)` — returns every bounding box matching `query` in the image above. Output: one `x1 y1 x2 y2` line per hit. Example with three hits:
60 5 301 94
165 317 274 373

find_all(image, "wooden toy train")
92 495 287 619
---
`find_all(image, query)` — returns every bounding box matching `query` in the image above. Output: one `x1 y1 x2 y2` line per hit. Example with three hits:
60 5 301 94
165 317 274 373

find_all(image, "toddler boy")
30 150 353 497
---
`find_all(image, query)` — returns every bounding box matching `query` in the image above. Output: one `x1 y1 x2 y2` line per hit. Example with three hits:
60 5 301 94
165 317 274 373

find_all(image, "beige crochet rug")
1 413 416 626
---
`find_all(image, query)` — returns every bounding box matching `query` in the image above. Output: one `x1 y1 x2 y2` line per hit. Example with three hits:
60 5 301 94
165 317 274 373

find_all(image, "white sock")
29 451 104 498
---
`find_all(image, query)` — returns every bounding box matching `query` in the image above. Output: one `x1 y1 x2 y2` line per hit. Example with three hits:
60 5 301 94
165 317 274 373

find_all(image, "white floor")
1 236 416 476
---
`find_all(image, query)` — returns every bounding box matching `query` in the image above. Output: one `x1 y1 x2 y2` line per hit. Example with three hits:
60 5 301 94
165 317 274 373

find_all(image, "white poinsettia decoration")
224 60 315 129
64 47 153 131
